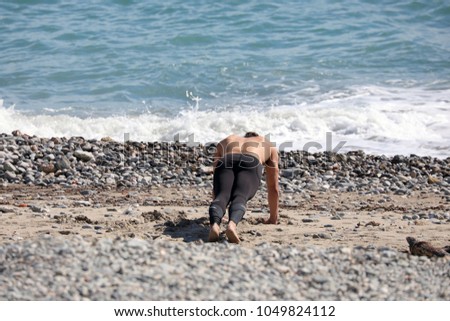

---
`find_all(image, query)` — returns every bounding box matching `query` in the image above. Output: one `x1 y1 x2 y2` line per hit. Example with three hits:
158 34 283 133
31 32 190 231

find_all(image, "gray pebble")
3 161 17 172
0 206 16 213
29 205 49 213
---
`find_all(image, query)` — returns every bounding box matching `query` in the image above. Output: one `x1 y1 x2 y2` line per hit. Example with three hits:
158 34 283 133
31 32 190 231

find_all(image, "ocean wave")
1 86 449 158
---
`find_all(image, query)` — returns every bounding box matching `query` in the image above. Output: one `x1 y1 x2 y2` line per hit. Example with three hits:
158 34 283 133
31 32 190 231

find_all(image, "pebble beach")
0 131 449 300
2 0 450 304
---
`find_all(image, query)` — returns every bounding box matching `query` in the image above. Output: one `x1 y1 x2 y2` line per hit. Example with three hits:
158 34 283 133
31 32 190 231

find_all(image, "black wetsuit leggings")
209 153 263 225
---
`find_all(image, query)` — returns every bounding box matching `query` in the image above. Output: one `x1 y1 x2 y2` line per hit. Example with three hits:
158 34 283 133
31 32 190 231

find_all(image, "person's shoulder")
216 135 234 149
220 134 239 143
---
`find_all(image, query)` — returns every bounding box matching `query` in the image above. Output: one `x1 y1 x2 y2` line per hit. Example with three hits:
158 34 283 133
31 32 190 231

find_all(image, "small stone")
29 205 49 213
73 150 94 162
340 247 352 255
144 197 163 205
3 161 17 172
12 129 23 136
80 190 95 197
123 207 135 215
427 175 440 184
4 171 16 180
281 168 301 178
276 265 291 274
298 267 312 275
199 166 213 175
0 206 16 213
312 276 329 284
105 177 116 185
127 238 147 249
74 201 91 206
82 143 93 151
40 163 55 174
55 156 71 170
312 233 331 239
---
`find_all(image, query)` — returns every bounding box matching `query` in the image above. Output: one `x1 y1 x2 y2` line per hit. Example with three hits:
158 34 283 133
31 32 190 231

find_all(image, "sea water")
0 0 449 156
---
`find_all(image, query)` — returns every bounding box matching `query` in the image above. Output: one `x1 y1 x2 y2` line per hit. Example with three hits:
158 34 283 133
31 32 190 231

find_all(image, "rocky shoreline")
1 131 449 197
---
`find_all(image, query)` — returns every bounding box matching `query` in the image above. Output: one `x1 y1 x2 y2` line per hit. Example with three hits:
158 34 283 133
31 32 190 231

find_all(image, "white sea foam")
1 86 449 157
42 106 73 113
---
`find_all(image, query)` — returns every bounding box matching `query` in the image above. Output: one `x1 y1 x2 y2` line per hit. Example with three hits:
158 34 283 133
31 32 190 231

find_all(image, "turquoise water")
0 0 449 156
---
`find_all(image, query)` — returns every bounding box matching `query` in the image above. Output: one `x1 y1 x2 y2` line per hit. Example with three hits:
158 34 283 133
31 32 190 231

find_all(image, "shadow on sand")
161 215 210 243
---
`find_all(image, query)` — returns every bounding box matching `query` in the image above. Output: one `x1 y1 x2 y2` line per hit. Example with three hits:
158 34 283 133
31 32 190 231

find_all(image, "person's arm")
264 146 279 224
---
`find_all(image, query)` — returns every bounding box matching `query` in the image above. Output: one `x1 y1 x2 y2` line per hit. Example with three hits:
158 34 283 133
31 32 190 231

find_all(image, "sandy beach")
1 181 449 251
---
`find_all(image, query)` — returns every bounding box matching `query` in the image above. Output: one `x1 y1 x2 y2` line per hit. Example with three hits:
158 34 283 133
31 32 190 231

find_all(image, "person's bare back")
216 134 274 165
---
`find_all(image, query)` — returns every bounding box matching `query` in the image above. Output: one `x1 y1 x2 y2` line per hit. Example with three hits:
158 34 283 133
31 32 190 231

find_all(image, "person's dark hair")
244 132 259 137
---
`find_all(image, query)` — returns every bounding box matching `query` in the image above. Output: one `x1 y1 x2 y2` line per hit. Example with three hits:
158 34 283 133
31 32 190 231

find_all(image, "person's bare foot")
226 221 240 244
208 223 220 242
